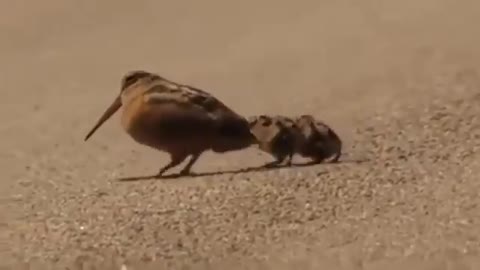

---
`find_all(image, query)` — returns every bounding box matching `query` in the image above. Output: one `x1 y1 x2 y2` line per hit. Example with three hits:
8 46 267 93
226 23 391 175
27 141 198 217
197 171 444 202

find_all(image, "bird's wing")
144 80 244 120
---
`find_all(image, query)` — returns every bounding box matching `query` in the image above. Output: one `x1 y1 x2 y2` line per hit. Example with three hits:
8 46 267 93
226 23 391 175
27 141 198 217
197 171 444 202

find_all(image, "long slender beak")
84 95 122 141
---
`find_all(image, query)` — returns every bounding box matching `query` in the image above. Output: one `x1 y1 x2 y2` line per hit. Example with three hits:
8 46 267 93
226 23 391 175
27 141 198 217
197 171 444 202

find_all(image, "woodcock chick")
84 70 256 177
294 114 342 163
247 114 302 167
247 114 342 167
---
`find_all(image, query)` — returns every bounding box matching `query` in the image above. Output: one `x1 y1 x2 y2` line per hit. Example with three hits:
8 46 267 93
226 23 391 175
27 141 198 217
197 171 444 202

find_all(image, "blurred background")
1 0 480 269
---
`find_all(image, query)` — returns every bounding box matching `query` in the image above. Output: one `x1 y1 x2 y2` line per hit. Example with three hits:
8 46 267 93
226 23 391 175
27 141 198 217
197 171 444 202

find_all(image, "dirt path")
2 0 480 269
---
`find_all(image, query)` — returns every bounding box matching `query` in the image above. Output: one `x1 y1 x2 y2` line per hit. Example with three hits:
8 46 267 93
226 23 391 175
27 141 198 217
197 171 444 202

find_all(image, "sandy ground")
2 0 480 269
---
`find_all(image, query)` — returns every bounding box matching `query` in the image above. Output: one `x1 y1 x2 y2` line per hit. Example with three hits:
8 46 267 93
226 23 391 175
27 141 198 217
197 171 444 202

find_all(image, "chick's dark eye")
261 118 272 127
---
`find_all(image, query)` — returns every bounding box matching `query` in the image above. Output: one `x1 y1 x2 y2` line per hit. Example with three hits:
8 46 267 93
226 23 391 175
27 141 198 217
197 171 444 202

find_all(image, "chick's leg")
285 152 294 166
263 154 285 168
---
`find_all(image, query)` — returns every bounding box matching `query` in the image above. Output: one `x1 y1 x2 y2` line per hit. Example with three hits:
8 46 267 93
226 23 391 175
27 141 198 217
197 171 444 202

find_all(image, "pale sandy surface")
2 0 480 269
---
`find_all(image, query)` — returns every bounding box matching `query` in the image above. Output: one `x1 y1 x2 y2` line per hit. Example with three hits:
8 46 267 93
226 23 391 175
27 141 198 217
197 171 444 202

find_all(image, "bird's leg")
329 147 342 163
157 154 188 177
309 155 326 165
285 152 294 166
179 152 202 176
329 153 340 163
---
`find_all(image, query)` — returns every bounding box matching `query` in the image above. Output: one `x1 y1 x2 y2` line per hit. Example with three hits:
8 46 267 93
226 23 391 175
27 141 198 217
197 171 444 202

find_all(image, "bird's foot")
155 172 166 179
262 161 281 169
179 168 196 177
284 158 293 167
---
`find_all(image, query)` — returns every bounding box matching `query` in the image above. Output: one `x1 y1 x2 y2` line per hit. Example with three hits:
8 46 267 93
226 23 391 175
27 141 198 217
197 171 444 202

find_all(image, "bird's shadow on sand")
116 157 370 182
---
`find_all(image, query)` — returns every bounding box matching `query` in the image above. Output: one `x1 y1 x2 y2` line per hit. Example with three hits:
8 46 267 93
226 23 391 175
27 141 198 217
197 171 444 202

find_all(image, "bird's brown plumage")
84 70 256 176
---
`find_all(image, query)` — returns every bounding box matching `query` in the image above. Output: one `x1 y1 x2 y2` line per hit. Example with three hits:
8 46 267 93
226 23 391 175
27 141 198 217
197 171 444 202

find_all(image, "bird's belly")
120 99 215 152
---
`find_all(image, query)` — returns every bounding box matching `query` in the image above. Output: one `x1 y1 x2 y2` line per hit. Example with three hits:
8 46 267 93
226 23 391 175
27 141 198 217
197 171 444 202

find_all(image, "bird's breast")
120 95 156 146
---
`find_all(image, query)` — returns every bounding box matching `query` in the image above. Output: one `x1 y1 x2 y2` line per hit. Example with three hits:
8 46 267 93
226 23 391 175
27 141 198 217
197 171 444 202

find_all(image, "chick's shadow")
116 157 369 182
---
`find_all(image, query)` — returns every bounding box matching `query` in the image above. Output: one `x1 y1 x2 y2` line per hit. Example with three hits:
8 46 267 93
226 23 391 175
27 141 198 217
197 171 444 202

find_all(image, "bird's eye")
121 71 151 91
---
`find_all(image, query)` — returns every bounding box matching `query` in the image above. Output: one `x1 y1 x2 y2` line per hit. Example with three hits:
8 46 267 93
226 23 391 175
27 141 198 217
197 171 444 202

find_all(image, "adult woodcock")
84 70 256 177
